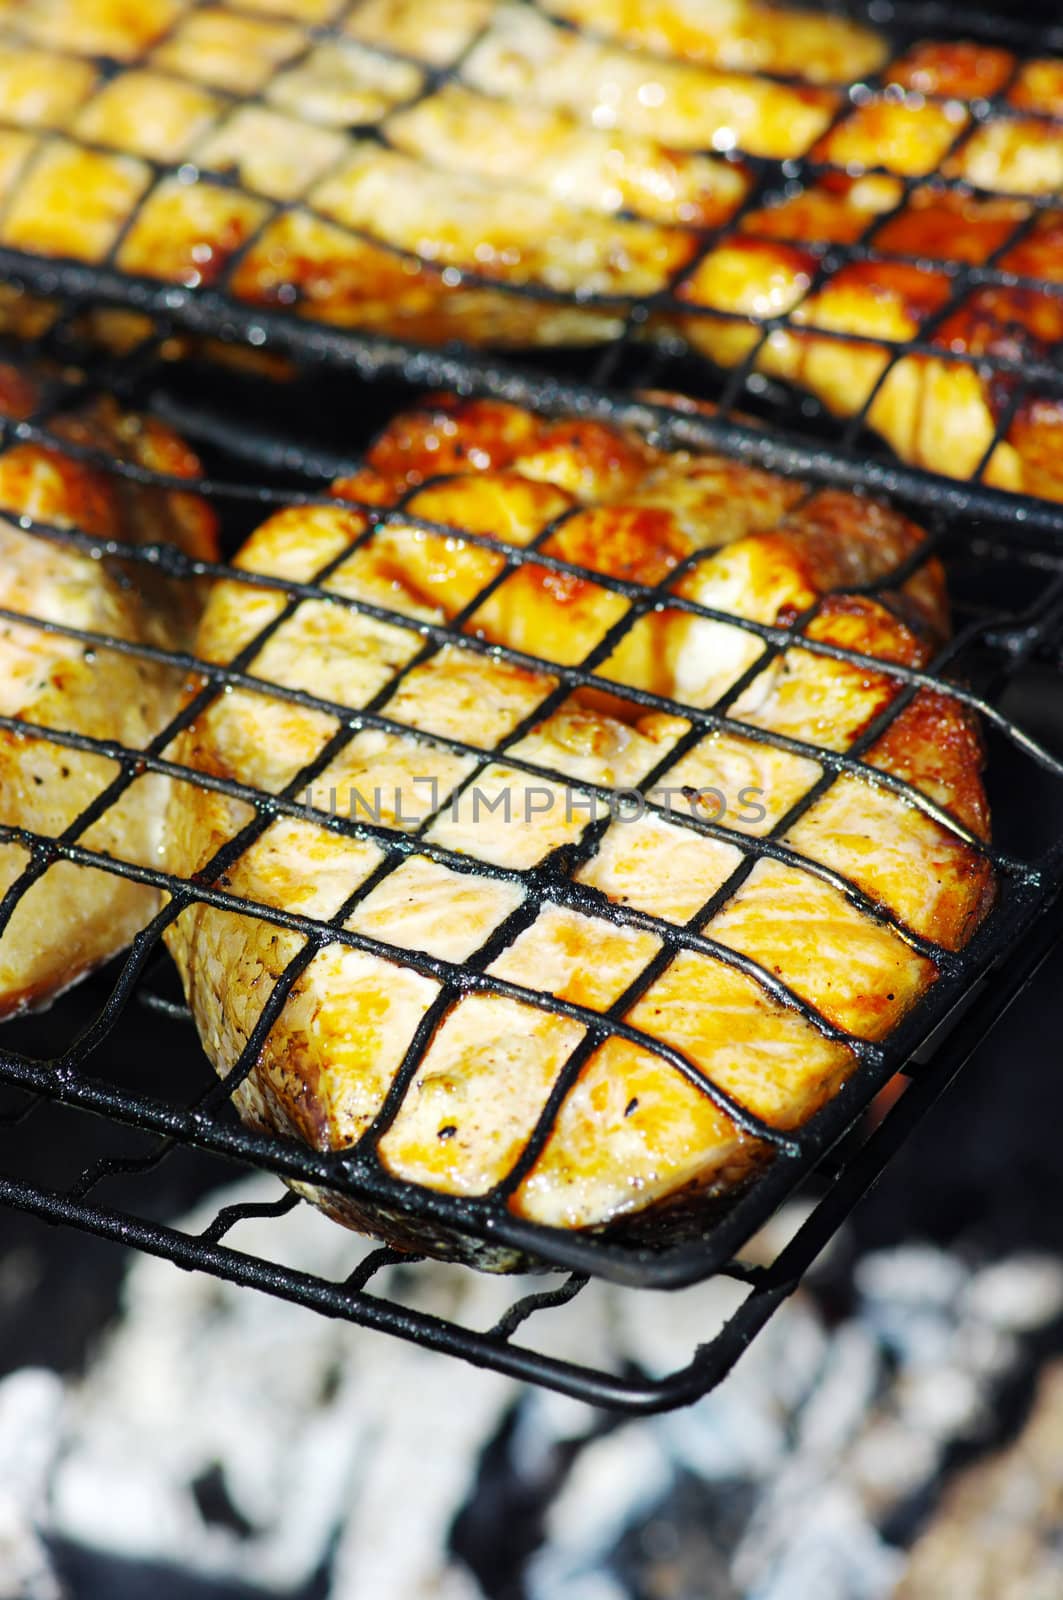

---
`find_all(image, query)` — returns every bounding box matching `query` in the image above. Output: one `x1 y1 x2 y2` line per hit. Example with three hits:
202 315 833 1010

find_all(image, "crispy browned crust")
674 185 1063 501
0 11 1055 494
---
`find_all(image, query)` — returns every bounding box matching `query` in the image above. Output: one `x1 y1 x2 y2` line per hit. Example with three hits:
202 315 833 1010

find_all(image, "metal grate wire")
0 331 1062 1409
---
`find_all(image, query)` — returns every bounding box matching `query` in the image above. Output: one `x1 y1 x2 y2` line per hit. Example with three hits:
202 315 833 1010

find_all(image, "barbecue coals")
897 1362 1063 1600
2 1180 1062 1600
0 4 1058 494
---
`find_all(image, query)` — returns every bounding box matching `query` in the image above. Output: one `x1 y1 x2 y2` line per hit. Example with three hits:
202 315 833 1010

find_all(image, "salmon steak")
163 394 995 1265
0 2 1057 495
0 361 218 1016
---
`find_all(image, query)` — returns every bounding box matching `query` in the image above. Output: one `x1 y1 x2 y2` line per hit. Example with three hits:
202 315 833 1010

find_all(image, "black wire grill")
0 0 1060 1413
0 316 1062 1410
0 0 1058 498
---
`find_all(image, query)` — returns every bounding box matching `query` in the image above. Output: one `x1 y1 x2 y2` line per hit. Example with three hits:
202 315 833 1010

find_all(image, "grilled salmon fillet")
0 4 1057 495
0 361 217 1017
163 395 993 1264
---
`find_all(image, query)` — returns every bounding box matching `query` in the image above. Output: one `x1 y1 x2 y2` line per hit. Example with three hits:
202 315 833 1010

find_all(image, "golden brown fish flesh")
163 395 994 1264
0 5 1056 494
0 362 217 1016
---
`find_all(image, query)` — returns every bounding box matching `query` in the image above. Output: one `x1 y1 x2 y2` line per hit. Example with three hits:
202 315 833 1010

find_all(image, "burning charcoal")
896 1363 1063 1600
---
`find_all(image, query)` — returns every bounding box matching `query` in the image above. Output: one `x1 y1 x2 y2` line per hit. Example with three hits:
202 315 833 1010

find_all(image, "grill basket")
0 320 1062 1411
0 0 1061 1413
0 0 1058 496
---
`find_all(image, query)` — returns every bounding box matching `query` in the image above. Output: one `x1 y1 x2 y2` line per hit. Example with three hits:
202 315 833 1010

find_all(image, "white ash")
960 1257 1063 1331
0 1368 64 1600
44 1177 525 1599
527 1244 1063 1600
529 1425 676 1600
0 1176 1059 1600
